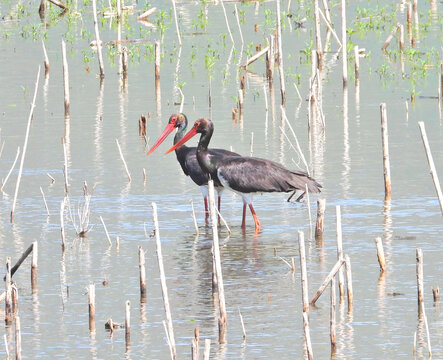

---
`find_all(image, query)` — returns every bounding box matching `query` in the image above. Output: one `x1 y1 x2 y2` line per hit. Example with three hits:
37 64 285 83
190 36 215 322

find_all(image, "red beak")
165 127 198 154
147 123 175 155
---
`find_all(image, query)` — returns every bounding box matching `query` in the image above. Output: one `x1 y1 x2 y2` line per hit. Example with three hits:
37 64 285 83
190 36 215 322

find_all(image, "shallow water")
0 0 442 358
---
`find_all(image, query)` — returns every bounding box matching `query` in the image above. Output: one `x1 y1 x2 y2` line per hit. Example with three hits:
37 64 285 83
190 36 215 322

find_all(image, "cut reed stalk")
305 184 312 235
381 23 401 51
31 241 38 291
354 45 359 83
315 199 326 240
15 316 21 360
336 206 345 299
215 207 231 235
275 0 286 105
250 132 254 156
61 40 70 118
344 254 353 312
421 301 432 358
139 115 147 136
92 0 105 77
139 246 146 301
418 122 443 216
432 287 439 303
40 187 50 216
341 0 347 87
330 276 336 350
190 199 199 235
310 258 345 306
5 257 12 326
191 339 198 360
171 0 182 46
398 24 404 50
416 248 424 308
46 173 55 184
11 67 40 222
380 103 392 201
137 7 157 21
116 139 132 182
266 35 274 81
208 181 227 343
203 339 211 360
99 216 112 246
42 40 49 75
239 308 246 340
61 137 69 193
1 146 20 192
155 41 160 81
298 230 310 314
313 0 323 69
152 202 177 359
60 198 66 251
240 46 269 68
220 0 234 45
88 284 95 332
375 237 386 272
302 312 314 360
48 0 68 10
319 8 342 47
193 328 200 360
125 300 130 344
234 4 244 46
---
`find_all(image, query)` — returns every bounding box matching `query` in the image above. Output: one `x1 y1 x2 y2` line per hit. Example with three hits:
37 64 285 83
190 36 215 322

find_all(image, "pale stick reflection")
93 79 104 177
342 86 350 199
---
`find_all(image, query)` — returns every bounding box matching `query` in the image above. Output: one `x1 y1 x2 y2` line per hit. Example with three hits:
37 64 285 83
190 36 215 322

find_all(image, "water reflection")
342 86 350 199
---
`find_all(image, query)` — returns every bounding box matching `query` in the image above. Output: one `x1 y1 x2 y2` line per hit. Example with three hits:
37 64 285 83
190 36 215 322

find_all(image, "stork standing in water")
147 113 240 222
166 118 322 232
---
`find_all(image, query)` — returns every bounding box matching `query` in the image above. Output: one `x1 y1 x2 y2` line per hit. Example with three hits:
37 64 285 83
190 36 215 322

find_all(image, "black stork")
147 113 240 222
166 118 322 232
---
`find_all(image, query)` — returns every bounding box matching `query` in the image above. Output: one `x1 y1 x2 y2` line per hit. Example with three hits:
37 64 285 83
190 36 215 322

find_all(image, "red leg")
204 197 209 224
241 203 247 228
249 203 261 232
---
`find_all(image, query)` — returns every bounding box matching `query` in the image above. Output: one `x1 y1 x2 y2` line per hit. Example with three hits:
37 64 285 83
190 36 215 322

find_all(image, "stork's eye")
194 121 200 128
170 116 177 124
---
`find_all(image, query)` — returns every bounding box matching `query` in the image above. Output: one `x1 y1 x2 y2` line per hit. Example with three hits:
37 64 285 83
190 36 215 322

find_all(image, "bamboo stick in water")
416 248 424 308
125 300 130 345
330 276 336 350
1 146 20 192
341 0 347 87
203 339 211 360
310 258 345 305
31 241 38 292
208 180 227 343
298 230 309 314
61 40 70 118
315 199 326 240
11 67 40 222
302 312 314 360
116 139 132 182
5 257 12 326
15 316 21 360
171 0 182 46
344 254 353 312
375 237 386 272
139 246 146 301
92 0 105 77
418 122 443 216
336 206 345 299
88 284 95 332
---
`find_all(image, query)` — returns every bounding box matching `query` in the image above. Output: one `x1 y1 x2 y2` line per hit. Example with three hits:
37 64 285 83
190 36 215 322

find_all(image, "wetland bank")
0 0 442 358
